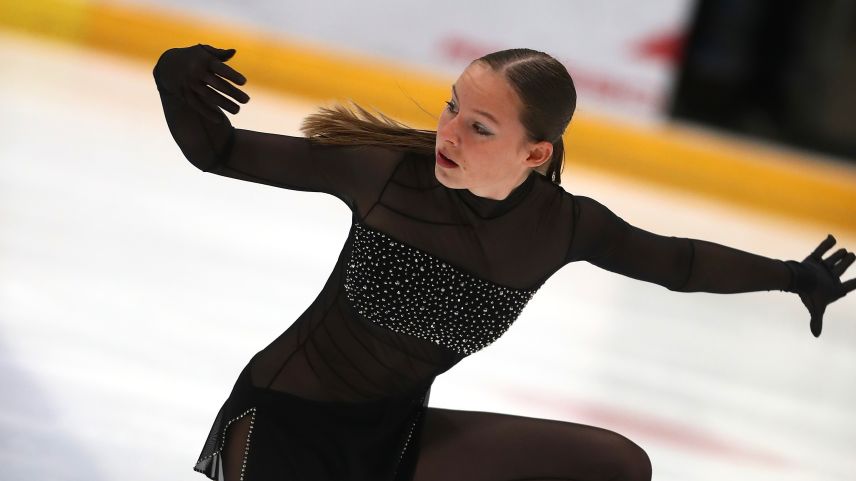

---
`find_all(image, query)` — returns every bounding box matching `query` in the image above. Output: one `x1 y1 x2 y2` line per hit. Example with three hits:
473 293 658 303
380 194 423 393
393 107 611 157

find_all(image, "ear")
524 140 553 168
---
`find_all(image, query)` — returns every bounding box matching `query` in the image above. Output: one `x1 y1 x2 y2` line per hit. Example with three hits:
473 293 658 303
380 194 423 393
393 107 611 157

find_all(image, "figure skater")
153 43 854 481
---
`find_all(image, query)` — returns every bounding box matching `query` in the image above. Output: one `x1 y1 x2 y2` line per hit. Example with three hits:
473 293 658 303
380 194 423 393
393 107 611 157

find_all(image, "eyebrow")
452 85 501 126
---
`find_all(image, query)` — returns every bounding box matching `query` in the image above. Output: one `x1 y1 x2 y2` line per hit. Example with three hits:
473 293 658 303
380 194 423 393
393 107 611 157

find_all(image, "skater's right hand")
153 44 250 123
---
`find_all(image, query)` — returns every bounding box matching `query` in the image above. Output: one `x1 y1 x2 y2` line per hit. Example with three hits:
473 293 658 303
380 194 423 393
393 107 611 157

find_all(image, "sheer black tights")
219 406 651 481
411 407 652 481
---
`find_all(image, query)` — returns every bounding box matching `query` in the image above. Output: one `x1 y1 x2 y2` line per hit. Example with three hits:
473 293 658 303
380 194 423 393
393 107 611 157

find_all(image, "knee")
612 435 652 481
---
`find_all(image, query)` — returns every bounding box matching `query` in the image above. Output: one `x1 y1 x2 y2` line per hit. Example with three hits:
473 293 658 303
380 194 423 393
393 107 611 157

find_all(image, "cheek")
476 143 515 175
462 144 497 174
437 111 453 132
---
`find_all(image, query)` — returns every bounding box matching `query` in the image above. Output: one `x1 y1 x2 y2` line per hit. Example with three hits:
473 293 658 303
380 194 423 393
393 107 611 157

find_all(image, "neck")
466 170 533 200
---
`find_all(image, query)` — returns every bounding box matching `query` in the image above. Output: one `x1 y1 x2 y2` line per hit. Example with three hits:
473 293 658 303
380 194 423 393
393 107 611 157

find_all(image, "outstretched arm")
565 195 855 336
153 44 403 213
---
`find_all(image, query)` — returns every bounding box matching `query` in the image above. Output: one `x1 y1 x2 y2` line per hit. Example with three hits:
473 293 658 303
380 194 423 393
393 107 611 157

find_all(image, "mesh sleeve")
565 195 792 293
156 88 404 215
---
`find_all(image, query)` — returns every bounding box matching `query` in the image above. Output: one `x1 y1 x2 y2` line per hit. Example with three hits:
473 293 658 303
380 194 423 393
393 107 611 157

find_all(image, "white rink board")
113 0 693 121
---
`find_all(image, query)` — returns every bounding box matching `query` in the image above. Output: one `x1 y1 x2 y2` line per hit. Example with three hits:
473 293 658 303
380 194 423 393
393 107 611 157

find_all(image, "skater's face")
434 61 553 199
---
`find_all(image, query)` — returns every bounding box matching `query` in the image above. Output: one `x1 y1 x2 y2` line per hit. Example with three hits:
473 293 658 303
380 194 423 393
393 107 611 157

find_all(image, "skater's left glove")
784 234 856 337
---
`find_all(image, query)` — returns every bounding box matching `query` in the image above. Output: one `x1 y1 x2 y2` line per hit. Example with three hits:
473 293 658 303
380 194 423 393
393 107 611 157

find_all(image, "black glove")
153 43 250 123
785 234 856 337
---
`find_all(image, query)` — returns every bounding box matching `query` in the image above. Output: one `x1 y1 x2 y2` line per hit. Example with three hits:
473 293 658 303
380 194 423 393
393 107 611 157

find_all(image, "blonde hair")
300 102 435 152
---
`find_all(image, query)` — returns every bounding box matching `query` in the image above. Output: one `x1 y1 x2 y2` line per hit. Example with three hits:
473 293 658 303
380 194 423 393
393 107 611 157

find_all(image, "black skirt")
193 358 432 481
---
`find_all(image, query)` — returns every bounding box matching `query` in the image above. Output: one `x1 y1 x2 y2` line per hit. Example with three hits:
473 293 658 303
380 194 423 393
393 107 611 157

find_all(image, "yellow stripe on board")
0 0 89 40
570 117 856 235
2 0 854 233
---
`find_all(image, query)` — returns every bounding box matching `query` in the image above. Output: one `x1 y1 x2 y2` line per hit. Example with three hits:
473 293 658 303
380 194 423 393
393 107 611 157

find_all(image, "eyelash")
445 99 492 136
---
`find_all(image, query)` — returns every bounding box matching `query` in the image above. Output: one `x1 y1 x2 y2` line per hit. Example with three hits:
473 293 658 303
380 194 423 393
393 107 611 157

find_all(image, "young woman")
153 44 854 481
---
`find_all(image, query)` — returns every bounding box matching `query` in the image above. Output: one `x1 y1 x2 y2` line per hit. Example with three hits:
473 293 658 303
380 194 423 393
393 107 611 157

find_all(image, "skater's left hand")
794 235 856 337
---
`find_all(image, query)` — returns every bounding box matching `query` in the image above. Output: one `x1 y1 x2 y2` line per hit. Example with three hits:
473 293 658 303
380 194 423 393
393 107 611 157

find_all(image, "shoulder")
530 174 585 220
387 148 442 189
542 183 615 220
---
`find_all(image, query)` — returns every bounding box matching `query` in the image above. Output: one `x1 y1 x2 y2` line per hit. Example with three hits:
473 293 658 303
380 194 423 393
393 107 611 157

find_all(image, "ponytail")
300 101 435 154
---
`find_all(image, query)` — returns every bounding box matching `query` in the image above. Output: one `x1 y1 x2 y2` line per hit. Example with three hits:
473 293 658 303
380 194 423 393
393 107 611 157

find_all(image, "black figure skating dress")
155 87 797 481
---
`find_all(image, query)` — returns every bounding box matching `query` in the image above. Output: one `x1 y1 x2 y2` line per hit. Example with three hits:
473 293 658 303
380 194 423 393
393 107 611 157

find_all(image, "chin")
434 163 463 188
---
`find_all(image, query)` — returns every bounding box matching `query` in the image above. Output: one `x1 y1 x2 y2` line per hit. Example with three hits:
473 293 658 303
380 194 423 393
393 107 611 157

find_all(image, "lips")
438 150 458 166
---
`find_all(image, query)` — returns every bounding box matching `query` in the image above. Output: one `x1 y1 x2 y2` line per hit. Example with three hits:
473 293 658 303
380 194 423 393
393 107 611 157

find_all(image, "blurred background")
1 0 854 480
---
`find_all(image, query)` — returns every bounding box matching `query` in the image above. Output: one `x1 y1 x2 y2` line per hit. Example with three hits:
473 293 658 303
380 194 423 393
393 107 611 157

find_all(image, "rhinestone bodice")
343 222 540 356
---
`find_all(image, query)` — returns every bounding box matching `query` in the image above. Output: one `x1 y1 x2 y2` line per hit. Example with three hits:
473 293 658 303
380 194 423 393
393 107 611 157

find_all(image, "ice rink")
1 30 855 481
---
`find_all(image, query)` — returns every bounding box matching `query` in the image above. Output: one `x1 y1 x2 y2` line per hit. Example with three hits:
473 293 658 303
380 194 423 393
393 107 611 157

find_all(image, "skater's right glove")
153 44 250 123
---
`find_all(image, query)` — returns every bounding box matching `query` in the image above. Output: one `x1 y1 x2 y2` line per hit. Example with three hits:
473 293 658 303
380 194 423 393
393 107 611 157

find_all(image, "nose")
437 114 459 146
